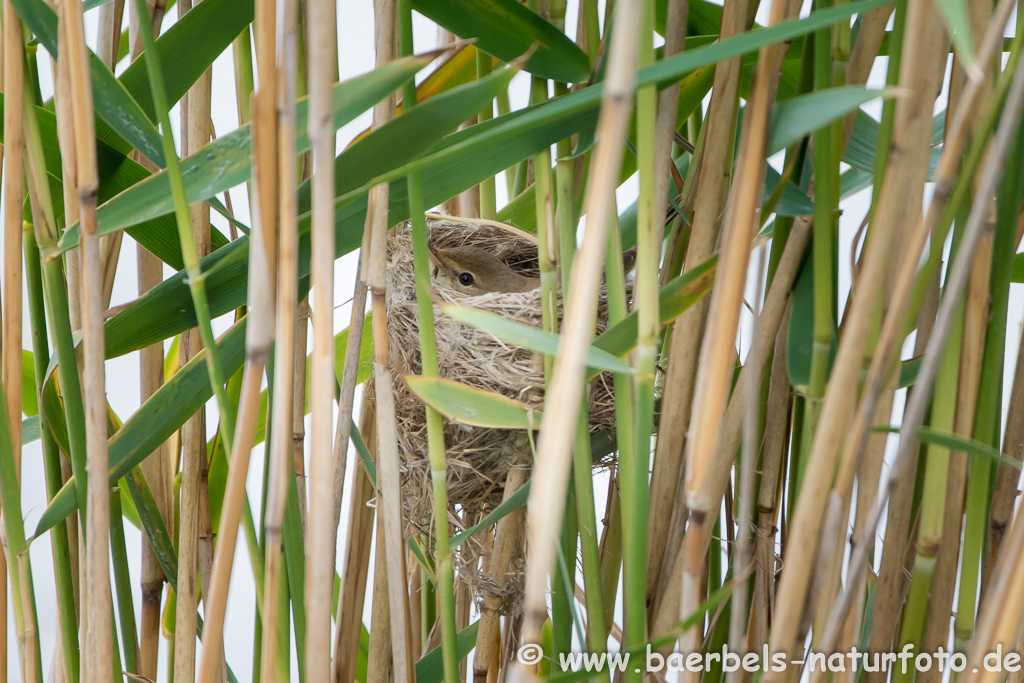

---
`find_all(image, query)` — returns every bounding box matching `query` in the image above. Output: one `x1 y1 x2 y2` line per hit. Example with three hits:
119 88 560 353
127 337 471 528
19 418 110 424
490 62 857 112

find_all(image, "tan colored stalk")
173 0 215 674
2 8 22 681
138 243 171 681
863 212 940 683
334 400 378 683
198 356 266 683
963 506 1024 683
752 311 790 651
815 0 1017 649
363 1 413 680
516 0 642 667
305 0 338 671
677 0 795 662
473 467 529 682
4 0 24 482
292 300 310 531
367 515 393 683
174 326 205 683
60 0 112 678
128 0 167 60
841 5 894 141
727 244 767 683
764 0 952 669
198 0 280 668
131 0 171 666
331 259 368 532
96 0 125 309
986 339 1024 570
646 0 745 600
259 0 301 674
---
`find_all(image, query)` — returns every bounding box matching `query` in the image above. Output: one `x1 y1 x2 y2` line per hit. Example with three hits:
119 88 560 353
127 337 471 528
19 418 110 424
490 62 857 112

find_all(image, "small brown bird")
427 243 639 296
428 244 541 295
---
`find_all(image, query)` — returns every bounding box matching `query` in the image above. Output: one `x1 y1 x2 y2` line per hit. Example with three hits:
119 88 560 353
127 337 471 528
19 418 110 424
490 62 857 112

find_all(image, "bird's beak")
427 243 444 270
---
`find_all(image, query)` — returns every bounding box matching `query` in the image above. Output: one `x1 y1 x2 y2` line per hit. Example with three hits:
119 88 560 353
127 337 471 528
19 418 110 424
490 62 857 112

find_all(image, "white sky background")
3 0 1023 680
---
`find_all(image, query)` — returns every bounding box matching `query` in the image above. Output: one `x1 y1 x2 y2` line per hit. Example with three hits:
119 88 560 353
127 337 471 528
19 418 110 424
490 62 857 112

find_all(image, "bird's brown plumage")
427 244 541 295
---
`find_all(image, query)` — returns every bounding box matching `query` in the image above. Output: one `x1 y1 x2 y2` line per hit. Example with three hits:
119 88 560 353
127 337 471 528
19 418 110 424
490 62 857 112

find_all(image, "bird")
427 243 541 295
427 242 639 296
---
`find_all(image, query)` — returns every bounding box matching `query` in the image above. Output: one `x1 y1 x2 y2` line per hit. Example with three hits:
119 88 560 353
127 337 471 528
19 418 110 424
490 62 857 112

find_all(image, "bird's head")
427 243 540 295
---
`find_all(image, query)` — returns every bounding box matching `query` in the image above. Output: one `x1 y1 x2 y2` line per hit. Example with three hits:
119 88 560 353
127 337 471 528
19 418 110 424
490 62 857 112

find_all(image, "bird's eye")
458 272 474 286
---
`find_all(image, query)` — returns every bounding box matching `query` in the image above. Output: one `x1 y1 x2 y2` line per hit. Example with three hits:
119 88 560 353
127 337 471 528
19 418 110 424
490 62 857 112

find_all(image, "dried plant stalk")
59 0 112 678
647 0 745 600
306 0 339 671
334 400 378 683
678 0 796 664
259 0 301 672
364 0 414 679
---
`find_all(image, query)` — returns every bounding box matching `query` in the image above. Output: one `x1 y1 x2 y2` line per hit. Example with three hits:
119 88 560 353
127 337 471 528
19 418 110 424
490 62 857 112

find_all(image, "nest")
367 217 627 608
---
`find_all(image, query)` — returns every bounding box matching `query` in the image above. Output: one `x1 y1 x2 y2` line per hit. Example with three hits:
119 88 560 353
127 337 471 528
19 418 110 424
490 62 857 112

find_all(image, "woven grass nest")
368 216 629 601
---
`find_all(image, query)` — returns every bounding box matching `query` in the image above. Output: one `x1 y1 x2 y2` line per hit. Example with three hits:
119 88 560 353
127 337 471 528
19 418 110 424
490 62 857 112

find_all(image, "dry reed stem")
752 310 790 652
986 335 1024 570
306 0 338 671
515 0 642 669
2 6 23 680
917 455 968 683
473 466 528 683
817 0 1017 649
364 0 413 679
175 328 205 683
128 2 171 675
59 0 111 676
864 210 940 683
0 23 6 680
95 0 125 310
653 0 688 226
678 0 793 663
259 0 301 672
174 44 216 680
764 0 950 669
646 0 745 600
4 0 24 482
367 513 394 683
332 258 369 531
841 4 894 142
197 0 279 667
292 300 310 532
965 504 1024 683
334 399 378 683
197 357 265 683
727 244 767 683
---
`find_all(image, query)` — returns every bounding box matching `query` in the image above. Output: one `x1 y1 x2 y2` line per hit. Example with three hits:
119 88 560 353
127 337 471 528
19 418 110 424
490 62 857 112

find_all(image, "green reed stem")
20 75 91 526
893 286 964 683
23 224 80 683
477 50 496 219
903 31 1024 340
809 9 837 407
623 4 657 680
955 107 1024 648
573 409 609 673
131 0 236 454
284 467 307 682
399 2 459 680
0 374 43 682
110 491 140 675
